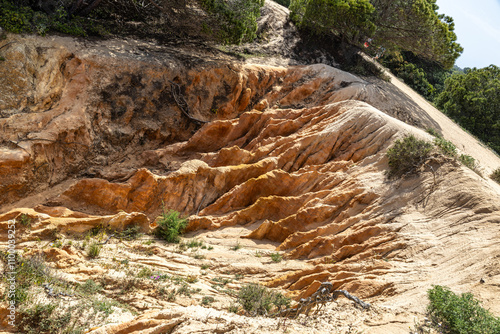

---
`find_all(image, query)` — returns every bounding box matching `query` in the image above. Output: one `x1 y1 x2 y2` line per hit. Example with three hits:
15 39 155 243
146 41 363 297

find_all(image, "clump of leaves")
427 285 500 334
434 137 457 157
118 225 141 240
80 279 103 295
201 296 215 305
87 242 101 258
386 135 433 177
18 213 32 227
459 154 479 172
270 252 282 263
490 168 500 184
154 209 188 243
17 303 72 334
237 283 291 316
231 241 242 251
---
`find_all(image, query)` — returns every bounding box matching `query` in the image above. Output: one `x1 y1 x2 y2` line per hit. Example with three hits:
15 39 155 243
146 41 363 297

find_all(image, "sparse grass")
427 285 500 334
137 267 154 278
19 213 32 227
80 279 102 295
490 168 500 184
87 242 101 259
187 239 204 248
231 241 242 251
17 303 72 334
154 209 188 243
459 154 481 175
270 252 282 263
201 296 215 305
207 245 214 250
177 283 201 297
426 127 441 138
201 264 210 270
51 239 63 248
237 283 291 316
118 225 141 240
193 253 206 260
434 137 457 157
255 250 263 257
386 135 433 178
228 302 239 313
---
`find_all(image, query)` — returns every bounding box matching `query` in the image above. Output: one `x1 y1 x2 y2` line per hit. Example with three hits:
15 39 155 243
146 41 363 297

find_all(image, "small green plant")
201 264 210 270
51 239 63 248
80 279 103 295
137 267 154 278
228 302 239 313
87 242 101 258
193 253 206 260
459 154 479 171
119 225 141 240
154 209 188 243
17 303 72 334
207 245 214 250
427 285 500 334
237 283 290 316
270 252 282 263
255 251 263 257
386 135 433 177
231 241 242 251
176 283 201 297
434 137 457 157
19 214 32 227
186 275 199 284
426 127 441 138
142 239 154 245
201 296 215 305
187 239 204 248
490 168 500 184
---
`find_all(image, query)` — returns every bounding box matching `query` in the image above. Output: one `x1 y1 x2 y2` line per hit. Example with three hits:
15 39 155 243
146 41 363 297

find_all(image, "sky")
436 0 500 69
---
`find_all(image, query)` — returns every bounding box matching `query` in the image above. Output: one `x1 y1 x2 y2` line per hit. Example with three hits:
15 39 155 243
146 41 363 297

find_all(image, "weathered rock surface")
1 30 500 334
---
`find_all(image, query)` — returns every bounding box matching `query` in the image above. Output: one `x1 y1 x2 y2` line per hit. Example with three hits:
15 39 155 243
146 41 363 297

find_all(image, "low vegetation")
154 209 188 243
427 285 500 334
236 283 291 316
386 135 433 177
490 168 500 184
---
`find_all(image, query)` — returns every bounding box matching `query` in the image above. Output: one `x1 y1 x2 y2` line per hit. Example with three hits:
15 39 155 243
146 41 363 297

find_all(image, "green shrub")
201 0 264 44
270 252 282 262
87 242 101 258
154 210 188 243
80 279 103 295
18 303 72 334
459 154 478 171
434 137 457 157
490 168 500 184
237 283 290 316
426 127 442 138
118 225 141 240
19 213 32 227
427 285 500 334
201 296 215 305
386 135 433 177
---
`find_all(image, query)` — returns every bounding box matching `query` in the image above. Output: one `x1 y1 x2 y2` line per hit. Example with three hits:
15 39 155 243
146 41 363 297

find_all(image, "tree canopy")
290 0 463 69
435 65 500 153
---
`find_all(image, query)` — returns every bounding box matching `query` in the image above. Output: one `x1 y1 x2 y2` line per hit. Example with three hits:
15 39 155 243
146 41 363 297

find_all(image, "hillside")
1 2 500 333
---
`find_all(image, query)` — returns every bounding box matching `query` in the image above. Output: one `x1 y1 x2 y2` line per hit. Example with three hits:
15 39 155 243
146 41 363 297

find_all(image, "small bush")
231 241 242 251
18 303 72 334
81 279 102 295
426 127 442 138
237 283 290 316
87 242 101 258
459 154 478 171
434 137 457 157
19 214 32 227
270 252 282 262
137 267 153 278
154 210 188 243
427 285 500 334
386 135 433 177
490 168 500 183
118 225 141 240
201 296 215 305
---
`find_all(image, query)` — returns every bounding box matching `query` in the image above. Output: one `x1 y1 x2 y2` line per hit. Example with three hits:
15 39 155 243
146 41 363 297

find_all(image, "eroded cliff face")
1 34 500 334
